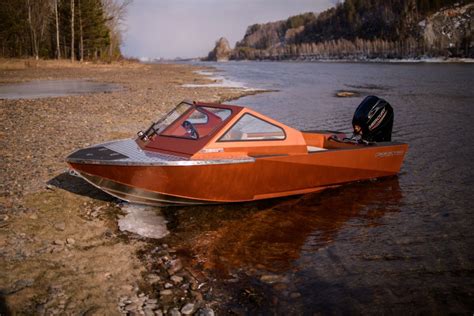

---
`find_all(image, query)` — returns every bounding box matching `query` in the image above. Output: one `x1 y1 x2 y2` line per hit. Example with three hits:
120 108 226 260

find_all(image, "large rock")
206 37 232 62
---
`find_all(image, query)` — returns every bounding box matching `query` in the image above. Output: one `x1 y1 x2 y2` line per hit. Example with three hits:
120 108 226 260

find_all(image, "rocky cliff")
228 1 473 61
421 4 473 57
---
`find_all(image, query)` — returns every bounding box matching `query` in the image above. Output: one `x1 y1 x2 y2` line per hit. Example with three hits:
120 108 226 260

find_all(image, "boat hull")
68 142 408 205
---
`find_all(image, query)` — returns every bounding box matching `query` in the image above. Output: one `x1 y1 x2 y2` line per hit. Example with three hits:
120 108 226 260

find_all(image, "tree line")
0 0 131 61
234 38 432 60
232 0 473 60
294 0 463 44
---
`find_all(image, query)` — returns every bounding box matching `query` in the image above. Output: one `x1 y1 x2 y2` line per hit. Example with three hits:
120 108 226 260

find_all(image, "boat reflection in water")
172 176 402 273
168 177 402 314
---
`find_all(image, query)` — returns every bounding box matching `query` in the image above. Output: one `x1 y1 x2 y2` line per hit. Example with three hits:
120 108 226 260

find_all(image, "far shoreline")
197 57 474 64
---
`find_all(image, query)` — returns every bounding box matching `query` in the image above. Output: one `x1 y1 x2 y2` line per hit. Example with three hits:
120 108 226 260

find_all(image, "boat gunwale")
66 139 407 166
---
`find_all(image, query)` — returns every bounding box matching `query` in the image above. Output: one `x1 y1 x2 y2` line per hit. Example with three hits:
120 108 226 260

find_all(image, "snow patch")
118 203 169 239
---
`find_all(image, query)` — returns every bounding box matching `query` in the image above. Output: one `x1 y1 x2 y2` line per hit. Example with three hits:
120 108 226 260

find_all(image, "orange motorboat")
66 97 408 206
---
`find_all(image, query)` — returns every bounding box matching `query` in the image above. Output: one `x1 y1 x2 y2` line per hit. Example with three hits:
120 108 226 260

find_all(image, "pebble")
160 289 173 296
121 285 134 292
53 239 65 246
125 303 139 311
290 292 301 298
180 303 195 315
54 222 66 231
167 259 183 275
260 274 286 284
66 238 75 245
170 275 183 284
164 282 173 289
154 310 163 316
146 303 157 310
197 307 215 316
29 213 38 220
6 279 34 295
168 308 181 316
147 274 161 284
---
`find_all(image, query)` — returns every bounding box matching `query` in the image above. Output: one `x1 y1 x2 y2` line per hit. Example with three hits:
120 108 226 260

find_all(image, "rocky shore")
0 60 258 315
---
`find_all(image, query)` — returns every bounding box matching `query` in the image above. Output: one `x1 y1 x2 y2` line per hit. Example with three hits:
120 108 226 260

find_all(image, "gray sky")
121 0 337 59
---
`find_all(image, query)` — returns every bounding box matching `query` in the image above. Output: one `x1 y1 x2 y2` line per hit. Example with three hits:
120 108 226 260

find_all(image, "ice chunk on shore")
183 70 251 89
118 204 169 239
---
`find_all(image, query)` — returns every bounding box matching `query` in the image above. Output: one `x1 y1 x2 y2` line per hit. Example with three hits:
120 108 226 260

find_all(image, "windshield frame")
141 101 233 141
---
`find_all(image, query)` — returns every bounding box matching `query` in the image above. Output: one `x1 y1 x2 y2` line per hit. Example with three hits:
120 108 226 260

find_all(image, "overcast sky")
121 0 338 59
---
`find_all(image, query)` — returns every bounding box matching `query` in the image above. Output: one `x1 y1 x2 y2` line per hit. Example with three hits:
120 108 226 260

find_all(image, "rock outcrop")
228 1 473 61
420 3 473 57
206 37 232 62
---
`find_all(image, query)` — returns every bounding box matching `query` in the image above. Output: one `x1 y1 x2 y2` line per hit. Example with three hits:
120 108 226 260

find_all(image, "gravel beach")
0 60 257 315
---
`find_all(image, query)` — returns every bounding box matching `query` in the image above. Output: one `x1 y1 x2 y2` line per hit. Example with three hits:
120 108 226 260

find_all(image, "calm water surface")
0 79 121 99
169 61 474 313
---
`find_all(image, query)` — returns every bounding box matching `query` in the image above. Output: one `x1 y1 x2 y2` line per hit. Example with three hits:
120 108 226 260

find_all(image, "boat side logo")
375 150 404 158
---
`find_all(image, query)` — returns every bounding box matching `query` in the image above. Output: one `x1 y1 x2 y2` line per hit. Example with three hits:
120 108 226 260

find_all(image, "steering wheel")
182 120 199 139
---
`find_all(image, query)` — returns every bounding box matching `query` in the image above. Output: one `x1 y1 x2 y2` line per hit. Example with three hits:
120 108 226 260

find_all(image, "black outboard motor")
352 96 394 142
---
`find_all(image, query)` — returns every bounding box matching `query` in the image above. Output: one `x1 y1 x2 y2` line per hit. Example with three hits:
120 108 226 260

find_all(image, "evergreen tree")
0 0 130 60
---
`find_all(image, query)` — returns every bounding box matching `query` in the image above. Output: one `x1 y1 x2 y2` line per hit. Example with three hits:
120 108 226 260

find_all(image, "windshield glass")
219 113 285 141
142 102 232 140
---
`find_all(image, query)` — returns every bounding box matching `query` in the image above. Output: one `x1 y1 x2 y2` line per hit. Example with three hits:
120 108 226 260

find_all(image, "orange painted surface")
70 142 407 202
68 101 408 203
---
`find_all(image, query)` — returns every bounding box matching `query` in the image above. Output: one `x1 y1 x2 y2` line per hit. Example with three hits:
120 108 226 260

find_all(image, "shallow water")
0 79 121 100
167 61 474 313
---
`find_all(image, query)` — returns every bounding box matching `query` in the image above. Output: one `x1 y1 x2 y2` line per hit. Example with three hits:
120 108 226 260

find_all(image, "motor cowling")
352 95 394 142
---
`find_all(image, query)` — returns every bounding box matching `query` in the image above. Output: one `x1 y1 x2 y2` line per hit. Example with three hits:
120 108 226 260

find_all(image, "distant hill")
228 0 473 61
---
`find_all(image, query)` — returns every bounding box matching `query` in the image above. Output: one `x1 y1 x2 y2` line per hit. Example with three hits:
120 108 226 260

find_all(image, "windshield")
141 102 232 140
219 113 285 141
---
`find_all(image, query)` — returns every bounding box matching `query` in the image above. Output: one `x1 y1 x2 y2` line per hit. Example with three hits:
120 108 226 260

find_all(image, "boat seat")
307 146 327 153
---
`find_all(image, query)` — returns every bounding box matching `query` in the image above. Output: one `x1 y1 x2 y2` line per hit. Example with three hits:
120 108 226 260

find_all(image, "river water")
162 61 474 314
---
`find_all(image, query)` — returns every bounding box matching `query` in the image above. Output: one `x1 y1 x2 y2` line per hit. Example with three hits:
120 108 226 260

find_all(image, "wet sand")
0 60 258 315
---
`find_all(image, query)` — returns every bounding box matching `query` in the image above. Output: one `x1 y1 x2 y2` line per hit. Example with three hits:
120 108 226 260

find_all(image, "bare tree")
26 0 51 60
101 0 132 59
70 0 74 61
54 0 61 59
78 0 83 61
